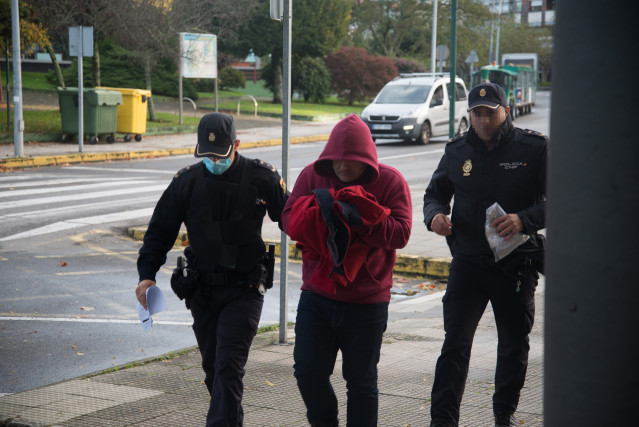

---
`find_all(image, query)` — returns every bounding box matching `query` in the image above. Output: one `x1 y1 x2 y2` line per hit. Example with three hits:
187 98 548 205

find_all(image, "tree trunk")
46 43 65 88
93 39 100 87
272 54 283 104
144 54 156 121
273 67 282 104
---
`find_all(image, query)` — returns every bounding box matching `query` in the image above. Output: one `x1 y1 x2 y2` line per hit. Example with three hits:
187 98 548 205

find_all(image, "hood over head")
314 114 379 184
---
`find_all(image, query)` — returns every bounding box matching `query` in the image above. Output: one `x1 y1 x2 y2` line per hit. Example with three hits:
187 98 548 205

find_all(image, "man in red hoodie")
281 114 412 426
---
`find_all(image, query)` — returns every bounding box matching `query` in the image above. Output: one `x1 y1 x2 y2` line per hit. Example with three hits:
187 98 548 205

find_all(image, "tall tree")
349 0 431 59
110 0 261 119
243 0 351 103
29 0 123 87
0 0 54 102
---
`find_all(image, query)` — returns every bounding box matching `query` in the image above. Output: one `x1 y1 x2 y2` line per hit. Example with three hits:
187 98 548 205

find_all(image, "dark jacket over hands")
423 116 548 259
282 114 412 304
288 185 391 294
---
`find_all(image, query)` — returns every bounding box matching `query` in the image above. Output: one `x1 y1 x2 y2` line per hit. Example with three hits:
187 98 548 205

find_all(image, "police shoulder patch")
174 162 200 179
253 158 277 173
447 132 466 144
522 129 548 140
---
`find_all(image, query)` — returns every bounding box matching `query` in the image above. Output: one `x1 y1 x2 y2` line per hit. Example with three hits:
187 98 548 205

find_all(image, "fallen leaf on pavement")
265 380 274 386
58 261 67 267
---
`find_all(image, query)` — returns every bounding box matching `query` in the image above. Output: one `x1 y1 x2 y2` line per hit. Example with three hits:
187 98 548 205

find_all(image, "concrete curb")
0 134 331 171
127 227 450 280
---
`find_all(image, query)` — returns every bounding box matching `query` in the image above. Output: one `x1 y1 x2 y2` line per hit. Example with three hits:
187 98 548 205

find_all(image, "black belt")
194 269 249 287
455 254 500 270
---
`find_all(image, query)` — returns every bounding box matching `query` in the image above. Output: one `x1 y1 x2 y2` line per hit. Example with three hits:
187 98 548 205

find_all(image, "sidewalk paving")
0 286 545 426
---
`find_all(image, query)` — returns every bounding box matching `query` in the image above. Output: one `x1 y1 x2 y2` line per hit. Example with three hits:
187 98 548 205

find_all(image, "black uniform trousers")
189 283 264 427
430 257 537 426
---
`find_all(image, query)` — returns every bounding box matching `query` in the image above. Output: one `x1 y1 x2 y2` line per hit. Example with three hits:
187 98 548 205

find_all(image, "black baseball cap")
467 82 507 111
194 113 237 158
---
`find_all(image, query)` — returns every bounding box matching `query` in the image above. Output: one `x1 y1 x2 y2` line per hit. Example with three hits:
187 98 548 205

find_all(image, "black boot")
494 412 516 426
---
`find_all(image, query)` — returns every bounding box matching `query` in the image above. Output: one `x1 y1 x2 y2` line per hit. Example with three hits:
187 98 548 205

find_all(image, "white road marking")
0 177 136 189
0 208 154 241
0 316 191 326
0 195 158 220
379 149 444 161
0 185 166 209
0 180 151 198
0 173 62 181
66 166 177 174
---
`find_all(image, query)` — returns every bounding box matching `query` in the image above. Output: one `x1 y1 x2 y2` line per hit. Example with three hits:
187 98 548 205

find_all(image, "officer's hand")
431 213 453 236
136 280 156 310
491 214 523 241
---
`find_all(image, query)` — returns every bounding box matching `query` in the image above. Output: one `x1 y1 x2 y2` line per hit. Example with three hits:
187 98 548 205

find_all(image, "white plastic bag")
485 202 529 262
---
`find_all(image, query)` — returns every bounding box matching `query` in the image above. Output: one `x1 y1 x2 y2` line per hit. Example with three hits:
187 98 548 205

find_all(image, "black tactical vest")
184 166 264 273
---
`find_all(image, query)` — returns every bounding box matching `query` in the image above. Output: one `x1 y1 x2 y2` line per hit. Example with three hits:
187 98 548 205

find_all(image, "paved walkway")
0 98 545 426
0 285 545 426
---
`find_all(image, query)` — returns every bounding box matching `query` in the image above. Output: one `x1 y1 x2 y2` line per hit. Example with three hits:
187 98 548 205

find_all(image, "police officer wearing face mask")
135 113 288 427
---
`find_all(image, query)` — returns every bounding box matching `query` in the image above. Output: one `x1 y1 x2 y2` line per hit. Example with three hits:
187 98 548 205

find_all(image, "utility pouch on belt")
499 233 546 290
252 244 276 295
171 256 196 307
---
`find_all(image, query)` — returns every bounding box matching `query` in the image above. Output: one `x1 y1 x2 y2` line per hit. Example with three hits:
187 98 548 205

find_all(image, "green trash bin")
57 87 123 144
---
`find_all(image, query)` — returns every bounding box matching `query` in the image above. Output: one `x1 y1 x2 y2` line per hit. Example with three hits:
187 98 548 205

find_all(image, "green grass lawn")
1 70 367 136
0 109 201 136
213 99 365 117
0 110 60 134
4 71 58 91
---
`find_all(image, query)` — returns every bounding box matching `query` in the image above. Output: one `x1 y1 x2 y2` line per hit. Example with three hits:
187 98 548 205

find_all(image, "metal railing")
182 97 197 116
236 95 258 117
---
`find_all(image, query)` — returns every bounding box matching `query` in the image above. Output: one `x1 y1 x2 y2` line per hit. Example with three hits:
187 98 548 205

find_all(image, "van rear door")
428 84 449 136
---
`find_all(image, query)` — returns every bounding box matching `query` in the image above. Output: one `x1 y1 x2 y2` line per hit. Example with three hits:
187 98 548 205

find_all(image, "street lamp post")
431 0 438 74
495 0 505 65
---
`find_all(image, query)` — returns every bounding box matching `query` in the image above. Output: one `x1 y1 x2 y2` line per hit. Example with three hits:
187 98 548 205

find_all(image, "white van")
360 73 470 144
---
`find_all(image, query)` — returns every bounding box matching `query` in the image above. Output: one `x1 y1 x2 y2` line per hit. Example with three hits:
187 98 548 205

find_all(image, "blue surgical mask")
203 156 232 175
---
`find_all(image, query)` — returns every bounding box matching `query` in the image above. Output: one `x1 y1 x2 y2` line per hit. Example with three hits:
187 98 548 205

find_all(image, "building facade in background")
481 0 555 27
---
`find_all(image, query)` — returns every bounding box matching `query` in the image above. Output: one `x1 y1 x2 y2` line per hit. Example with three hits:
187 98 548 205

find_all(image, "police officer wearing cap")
135 113 288 426
423 82 548 427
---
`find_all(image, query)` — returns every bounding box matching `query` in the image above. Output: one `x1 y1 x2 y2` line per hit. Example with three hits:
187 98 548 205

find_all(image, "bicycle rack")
182 97 197 116
236 95 258 117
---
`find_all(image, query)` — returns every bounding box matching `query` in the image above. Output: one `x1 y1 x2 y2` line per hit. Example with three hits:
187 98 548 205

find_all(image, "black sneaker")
494 413 516 426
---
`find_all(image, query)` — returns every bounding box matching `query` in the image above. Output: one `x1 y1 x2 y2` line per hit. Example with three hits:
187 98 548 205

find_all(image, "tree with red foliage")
325 46 397 106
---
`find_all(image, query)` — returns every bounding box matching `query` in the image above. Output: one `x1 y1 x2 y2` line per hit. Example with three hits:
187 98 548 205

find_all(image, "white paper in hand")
136 286 166 332
137 302 152 332
146 286 166 315
485 202 529 262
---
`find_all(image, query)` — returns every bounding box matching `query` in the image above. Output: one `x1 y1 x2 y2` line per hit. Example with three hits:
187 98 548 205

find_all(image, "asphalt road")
0 92 550 394
0 140 447 394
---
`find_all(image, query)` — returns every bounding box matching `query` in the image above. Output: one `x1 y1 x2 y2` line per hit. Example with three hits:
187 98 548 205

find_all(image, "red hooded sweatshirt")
281 114 412 304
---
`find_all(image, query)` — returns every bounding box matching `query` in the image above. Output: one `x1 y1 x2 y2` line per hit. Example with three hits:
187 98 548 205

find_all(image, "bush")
191 78 216 93
218 67 246 90
294 57 330 103
48 43 198 99
395 58 426 74
325 47 398 105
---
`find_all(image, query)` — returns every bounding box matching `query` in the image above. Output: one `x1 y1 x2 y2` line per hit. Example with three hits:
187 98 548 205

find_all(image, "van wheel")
417 122 431 145
457 118 468 135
